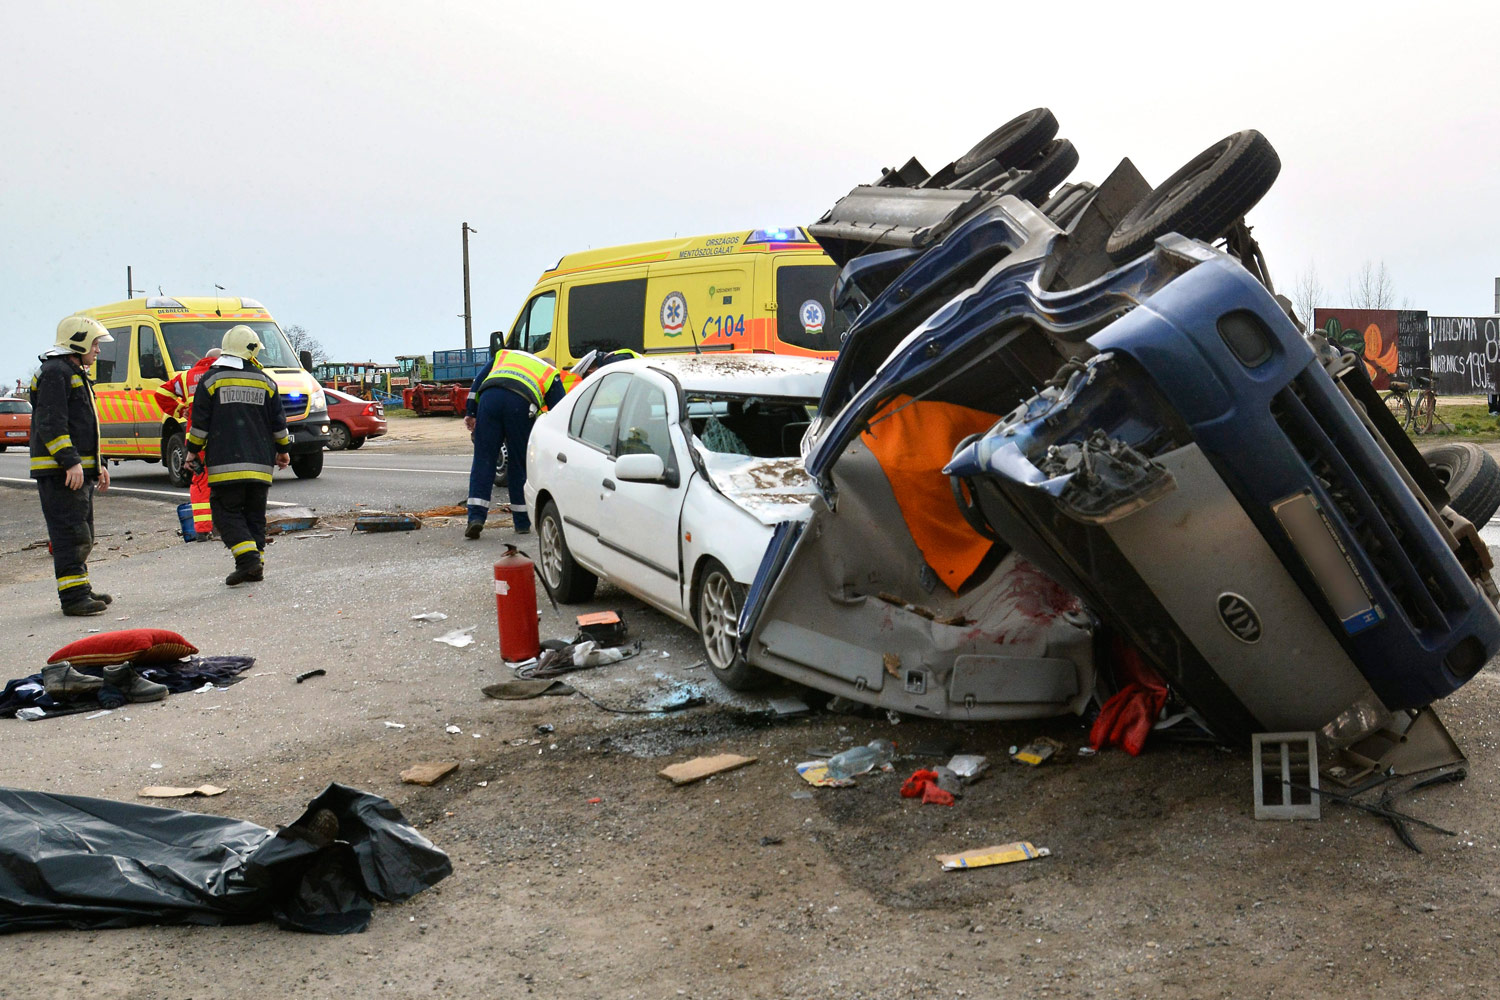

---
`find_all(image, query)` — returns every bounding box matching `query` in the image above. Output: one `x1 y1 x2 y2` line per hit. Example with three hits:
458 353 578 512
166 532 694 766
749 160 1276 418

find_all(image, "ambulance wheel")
493 443 509 487
165 432 192 487
290 451 324 479
537 498 596 602
327 423 351 451
694 559 765 691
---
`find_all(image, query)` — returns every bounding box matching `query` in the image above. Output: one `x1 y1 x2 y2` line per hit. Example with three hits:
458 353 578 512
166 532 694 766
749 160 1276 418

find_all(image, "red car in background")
323 388 387 451
0 397 31 452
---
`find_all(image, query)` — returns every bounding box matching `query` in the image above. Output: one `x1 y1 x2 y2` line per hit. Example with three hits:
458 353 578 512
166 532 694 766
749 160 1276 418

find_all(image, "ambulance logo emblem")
799 300 825 334
660 292 687 337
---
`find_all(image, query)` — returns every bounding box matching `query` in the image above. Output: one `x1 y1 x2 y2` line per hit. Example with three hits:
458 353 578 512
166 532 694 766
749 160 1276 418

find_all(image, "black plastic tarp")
0 782 451 934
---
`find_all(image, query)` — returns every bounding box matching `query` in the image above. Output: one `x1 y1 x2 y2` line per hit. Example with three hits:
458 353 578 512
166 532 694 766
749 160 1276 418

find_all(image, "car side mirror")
615 453 666 483
300 350 314 371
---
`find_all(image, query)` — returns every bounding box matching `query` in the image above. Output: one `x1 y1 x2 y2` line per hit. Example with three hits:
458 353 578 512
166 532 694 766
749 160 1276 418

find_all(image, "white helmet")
220 325 263 361
55 316 114 355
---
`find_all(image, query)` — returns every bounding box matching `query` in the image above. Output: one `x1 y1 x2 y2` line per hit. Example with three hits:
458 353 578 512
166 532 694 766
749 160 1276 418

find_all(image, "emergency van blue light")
746 227 804 244
146 297 186 311
239 298 264 309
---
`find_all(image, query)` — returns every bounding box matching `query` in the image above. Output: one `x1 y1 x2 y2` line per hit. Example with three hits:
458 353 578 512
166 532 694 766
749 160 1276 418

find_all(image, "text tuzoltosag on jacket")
185 358 291 485
29 354 100 480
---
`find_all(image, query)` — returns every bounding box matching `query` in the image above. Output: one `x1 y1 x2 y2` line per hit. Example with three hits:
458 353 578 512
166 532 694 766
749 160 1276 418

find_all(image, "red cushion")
48 629 198 667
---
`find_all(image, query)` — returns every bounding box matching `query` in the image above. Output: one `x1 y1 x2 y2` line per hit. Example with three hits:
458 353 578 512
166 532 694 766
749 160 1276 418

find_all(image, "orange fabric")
861 395 999 593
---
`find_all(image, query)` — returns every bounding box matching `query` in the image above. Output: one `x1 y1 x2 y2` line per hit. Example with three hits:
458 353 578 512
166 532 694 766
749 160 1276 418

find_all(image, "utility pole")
461 222 478 352
127 266 133 300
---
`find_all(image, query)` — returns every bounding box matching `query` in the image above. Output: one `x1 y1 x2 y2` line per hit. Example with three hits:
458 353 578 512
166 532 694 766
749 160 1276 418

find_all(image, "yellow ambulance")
77 296 331 483
495 227 845 366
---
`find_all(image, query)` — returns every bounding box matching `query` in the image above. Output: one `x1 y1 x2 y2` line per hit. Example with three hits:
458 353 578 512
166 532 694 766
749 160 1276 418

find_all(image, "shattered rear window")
686 394 817 458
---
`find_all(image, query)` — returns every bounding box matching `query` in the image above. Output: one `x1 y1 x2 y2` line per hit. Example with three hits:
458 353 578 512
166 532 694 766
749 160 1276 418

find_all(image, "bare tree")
283 324 329 366
1291 262 1325 332
1346 260 1398 310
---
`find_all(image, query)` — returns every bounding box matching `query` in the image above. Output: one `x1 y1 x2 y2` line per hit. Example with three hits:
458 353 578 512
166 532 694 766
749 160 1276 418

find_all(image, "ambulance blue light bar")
147 297 186 311
746 227 806 245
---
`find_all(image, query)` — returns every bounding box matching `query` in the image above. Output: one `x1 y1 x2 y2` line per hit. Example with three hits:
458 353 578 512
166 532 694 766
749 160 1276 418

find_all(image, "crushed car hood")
699 451 818 525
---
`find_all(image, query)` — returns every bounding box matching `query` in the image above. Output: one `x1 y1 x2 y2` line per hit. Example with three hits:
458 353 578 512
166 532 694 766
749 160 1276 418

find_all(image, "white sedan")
524 354 831 688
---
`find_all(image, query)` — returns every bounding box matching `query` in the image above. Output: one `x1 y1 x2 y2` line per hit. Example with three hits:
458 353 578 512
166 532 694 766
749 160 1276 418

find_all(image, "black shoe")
102 664 168 703
464 521 483 540
90 592 112 606
225 561 265 587
62 597 108 617
515 524 532 535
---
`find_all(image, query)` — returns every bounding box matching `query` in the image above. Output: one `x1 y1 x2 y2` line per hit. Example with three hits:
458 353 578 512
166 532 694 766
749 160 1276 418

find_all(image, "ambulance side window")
137 325 168 381
569 279 647 356
96 327 128 383
510 292 556 355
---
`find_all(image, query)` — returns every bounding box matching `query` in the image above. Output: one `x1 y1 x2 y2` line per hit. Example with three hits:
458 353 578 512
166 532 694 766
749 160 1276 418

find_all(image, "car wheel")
1105 130 1281 263
1000 138 1080 204
165 431 192 487
0 445 6 453
493 442 509 487
695 559 765 691
1421 442 1500 527
537 499 596 602
347 436 365 450
327 422 351 451
290 451 324 480
952 107 1058 176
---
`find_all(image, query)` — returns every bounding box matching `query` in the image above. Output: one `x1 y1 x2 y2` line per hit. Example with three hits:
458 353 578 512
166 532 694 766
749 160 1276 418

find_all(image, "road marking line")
325 465 469 475
0 476 296 507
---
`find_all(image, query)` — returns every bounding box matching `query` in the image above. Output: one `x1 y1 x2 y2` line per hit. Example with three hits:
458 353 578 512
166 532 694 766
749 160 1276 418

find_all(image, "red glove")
900 769 954 806
1089 639 1168 756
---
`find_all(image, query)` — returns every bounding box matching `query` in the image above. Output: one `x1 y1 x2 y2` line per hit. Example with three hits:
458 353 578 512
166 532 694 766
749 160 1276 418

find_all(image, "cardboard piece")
936 841 1051 871
1012 737 1065 766
400 761 459 786
138 785 227 798
657 753 756 786
795 760 854 788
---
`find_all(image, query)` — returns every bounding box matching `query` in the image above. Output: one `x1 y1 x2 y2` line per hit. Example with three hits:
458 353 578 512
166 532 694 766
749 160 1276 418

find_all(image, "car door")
595 374 690 614
91 325 135 456
549 371 631 570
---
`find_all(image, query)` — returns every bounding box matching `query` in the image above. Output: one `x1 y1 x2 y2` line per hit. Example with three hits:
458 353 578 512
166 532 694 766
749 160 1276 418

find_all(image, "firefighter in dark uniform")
463 345 566 538
30 316 114 616
184 326 291 586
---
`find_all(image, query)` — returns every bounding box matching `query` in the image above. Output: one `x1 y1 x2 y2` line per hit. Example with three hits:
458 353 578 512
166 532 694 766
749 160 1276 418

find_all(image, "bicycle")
1382 367 1441 435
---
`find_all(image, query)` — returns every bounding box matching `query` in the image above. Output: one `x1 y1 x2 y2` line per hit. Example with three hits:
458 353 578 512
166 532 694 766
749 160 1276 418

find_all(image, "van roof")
543 228 825 279
79 297 275 322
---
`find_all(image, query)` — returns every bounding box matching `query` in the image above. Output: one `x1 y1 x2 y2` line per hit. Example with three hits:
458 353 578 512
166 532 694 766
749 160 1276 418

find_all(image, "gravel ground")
3 482 1500 999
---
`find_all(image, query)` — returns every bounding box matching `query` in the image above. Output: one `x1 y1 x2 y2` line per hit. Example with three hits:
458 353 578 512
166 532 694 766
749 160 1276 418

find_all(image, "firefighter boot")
90 591 113 606
42 662 103 701
465 520 483 540
225 553 265 587
62 596 109 617
102 664 168 703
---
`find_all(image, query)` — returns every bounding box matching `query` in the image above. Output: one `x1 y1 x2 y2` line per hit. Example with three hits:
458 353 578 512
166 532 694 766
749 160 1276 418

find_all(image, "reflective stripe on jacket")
186 362 291 485
479 350 561 409
28 355 100 480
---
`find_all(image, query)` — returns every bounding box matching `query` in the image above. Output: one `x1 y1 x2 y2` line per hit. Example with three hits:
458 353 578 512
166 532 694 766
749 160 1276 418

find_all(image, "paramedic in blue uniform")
463 345 566 538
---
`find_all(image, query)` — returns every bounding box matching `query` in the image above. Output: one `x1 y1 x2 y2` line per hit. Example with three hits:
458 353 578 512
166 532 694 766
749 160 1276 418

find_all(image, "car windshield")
0 399 31 414
685 393 817 458
159 321 300 371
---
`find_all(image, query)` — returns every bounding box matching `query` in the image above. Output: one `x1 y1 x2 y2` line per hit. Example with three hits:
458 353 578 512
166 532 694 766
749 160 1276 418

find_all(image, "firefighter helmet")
220 325 263 361
55 316 114 355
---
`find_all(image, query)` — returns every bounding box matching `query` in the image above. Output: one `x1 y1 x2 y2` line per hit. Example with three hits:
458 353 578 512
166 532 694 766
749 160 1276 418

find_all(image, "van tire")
954 108 1058 176
1421 442 1500 527
290 451 324 480
165 432 192 487
493 443 509 487
1004 139 1080 204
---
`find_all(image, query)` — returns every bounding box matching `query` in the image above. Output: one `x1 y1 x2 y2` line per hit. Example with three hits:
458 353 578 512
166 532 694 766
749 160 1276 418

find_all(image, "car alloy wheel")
539 513 565 590
698 568 740 671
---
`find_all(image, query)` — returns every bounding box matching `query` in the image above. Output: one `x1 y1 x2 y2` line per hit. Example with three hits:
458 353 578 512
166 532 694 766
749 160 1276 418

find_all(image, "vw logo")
1216 592 1262 644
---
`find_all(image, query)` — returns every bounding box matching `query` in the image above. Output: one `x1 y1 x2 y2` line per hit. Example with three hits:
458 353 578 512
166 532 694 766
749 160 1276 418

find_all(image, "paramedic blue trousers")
467 385 534 531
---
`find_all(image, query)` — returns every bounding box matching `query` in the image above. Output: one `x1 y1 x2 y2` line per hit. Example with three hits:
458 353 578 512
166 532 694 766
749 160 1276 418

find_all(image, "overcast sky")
4 0 1498 383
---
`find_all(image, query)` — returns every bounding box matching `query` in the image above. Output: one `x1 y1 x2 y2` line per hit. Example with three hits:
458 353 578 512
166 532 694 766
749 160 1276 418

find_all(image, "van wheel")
290 451 324 479
165 432 192 487
327 423 351 451
493 443 509 487
695 559 766 691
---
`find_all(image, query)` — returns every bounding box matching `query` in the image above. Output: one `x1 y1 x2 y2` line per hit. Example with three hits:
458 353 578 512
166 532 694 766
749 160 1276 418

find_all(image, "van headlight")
311 389 326 410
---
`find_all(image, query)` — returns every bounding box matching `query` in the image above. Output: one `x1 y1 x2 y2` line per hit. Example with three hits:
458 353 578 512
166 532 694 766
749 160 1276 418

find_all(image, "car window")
568 278 647 356
775 264 845 352
95 327 128 383
137 325 168 381
0 399 31 414
576 372 631 453
567 380 601 438
508 292 557 355
615 379 671 462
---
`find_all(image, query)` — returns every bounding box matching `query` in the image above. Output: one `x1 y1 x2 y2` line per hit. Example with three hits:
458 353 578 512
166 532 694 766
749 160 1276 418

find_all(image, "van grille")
1268 374 1458 632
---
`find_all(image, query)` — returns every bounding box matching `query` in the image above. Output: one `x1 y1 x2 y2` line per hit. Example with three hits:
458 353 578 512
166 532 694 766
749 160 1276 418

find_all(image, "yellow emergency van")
495 228 845 366
77 296 331 484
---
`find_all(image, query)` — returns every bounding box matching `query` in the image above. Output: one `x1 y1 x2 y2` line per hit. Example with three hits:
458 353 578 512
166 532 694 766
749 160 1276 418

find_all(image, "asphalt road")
0 444 477 516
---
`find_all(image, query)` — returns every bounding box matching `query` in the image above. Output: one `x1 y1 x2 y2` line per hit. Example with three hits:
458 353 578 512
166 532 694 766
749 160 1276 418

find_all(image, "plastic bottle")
825 738 897 780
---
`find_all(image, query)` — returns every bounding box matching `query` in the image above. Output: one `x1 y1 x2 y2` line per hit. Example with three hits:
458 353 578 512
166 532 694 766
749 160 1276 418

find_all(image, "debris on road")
444 724 462 734
432 626 476 647
936 842 1051 871
900 769 956 806
1012 738 1065 767
657 753 757 786
295 669 326 683
825 739 896 780
411 612 449 623
138 785 227 798
576 610 628 646
383 721 406 729
795 760 853 788
481 679 575 700
400 762 459 786
265 506 319 535
354 513 422 532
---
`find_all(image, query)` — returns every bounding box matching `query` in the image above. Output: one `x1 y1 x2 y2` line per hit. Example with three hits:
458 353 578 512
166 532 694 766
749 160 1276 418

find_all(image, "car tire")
953 107 1058 176
1105 130 1281 264
165 431 192 487
327 422 351 451
493 442 508 488
1421 442 1500 528
1001 138 1081 204
0 445 6 453
290 451 324 480
537 498 596 602
347 436 365 450
695 558 765 691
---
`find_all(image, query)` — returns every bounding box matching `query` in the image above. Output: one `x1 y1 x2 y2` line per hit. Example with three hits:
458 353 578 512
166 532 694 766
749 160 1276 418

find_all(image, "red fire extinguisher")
494 544 541 662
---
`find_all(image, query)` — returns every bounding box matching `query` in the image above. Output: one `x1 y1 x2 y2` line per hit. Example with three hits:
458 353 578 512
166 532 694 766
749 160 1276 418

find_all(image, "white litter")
193 681 216 694
85 710 114 720
150 762 163 770
433 626 476 647
383 721 407 729
445 724 462 734
412 612 449 623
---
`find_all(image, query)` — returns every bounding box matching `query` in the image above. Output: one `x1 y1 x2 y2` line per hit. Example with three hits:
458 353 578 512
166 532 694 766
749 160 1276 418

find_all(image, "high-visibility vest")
481 350 560 408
